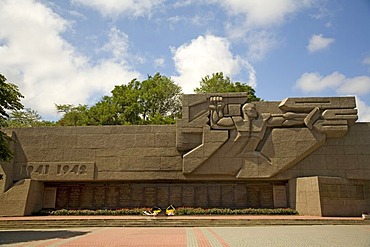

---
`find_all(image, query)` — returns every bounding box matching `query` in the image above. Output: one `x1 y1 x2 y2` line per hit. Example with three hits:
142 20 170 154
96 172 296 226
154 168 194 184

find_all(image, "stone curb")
0 217 368 229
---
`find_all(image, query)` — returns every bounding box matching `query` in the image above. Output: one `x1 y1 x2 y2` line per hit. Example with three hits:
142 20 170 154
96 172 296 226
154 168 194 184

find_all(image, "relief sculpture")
177 94 358 178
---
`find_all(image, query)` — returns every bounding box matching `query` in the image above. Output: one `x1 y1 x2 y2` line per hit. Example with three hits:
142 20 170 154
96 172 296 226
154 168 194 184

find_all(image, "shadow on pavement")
0 230 88 245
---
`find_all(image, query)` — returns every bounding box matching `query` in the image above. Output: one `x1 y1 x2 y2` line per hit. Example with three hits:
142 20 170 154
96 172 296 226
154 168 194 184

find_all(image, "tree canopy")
1 71 261 133
57 73 182 126
0 74 24 161
56 104 89 126
194 72 260 102
7 108 43 127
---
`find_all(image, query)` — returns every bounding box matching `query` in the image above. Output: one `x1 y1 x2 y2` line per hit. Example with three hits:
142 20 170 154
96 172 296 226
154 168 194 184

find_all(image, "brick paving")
0 215 368 246
3 227 233 246
0 225 370 247
55 227 187 247
2 225 370 247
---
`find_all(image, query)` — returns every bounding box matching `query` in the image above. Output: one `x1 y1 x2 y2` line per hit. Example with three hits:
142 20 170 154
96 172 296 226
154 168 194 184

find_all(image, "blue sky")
1 0 370 121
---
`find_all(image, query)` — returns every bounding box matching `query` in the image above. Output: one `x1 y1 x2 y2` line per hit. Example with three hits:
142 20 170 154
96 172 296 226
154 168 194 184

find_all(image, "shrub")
175 207 298 215
34 207 298 216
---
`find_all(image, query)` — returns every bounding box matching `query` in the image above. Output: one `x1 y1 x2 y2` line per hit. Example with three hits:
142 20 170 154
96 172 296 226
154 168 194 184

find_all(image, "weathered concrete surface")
0 94 369 217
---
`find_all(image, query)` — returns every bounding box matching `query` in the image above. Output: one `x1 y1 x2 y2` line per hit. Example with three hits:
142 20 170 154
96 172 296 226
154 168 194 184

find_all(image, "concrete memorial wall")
0 93 369 216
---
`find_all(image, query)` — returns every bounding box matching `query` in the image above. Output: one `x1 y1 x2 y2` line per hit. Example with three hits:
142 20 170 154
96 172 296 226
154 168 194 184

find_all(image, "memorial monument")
0 93 369 216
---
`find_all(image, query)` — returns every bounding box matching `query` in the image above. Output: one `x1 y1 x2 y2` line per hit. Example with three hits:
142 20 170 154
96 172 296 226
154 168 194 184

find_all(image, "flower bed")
34 207 298 216
175 207 298 215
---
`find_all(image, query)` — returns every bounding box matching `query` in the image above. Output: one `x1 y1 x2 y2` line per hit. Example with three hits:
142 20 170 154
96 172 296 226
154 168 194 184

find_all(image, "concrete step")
0 218 368 229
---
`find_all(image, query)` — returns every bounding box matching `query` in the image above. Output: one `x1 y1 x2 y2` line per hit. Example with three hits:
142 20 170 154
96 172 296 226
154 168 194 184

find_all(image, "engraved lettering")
79 165 87 175
56 164 89 176
35 165 43 174
45 165 49 174
21 165 27 175
27 166 34 176
62 165 70 174
71 165 79 174
24 165 50 176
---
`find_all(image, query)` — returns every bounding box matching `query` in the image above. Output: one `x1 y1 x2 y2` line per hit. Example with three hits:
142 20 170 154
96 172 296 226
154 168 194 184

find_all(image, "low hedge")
175 207 298 215
34 207 298 216
34 208 150 216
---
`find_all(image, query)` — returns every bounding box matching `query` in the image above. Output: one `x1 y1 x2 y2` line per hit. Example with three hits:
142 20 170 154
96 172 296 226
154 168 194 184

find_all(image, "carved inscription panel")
273 185 287 208
43 187 57 209
51 182 277 210
20 162 95 181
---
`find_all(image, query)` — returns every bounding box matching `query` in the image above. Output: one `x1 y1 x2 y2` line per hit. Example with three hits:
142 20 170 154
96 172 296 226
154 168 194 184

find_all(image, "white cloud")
217 0 319 60
172 0 196 8
295 72 370 96
100 27 129 61
154 58 165 68
171 35 256 93
356 97 370 122
244 30 279 61
219 0 303 28
307 34 335 53
167 13 214 30
363 56 370 65
72 0 163 17
295 72 344 93
338 76 370 95
0 0 140 120
295 71 370 122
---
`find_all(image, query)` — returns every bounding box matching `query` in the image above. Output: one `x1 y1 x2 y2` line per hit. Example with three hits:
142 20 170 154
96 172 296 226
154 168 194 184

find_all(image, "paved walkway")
0 214 367 229
0 216 368 246
1 225 370 246
0 215 363 221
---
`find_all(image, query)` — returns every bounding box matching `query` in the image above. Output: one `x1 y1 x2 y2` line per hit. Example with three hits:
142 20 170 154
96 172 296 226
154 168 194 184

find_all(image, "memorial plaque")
260 185 273 208
106 186 118 208
51 182 277 210
131 185 143 207
321 184 331 198
56 187 68 209
273 185 287 208
221 185 234 207
144 187 156 206
247 186 259 208
169 186 182 206
118 184 131 207
339 185 349 198
183 186 195 207
208 185 220 207
234 185 247 208
195 186 208 207
68 187 80 208
352 185 365 199
43 187 57 209
330 185 340 199
80 185 93 209
157 185 169 207
93 186 105 208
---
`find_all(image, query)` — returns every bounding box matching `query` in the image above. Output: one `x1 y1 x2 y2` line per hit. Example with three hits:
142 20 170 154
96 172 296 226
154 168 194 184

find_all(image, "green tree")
6 108 55 127
112 79 143 124
139 73 182 123
0 74 24 161
11 108 42 126
194 72 261 102
87 96 121 125
111 73 182 125
55 73 182 126
56 104 89 126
